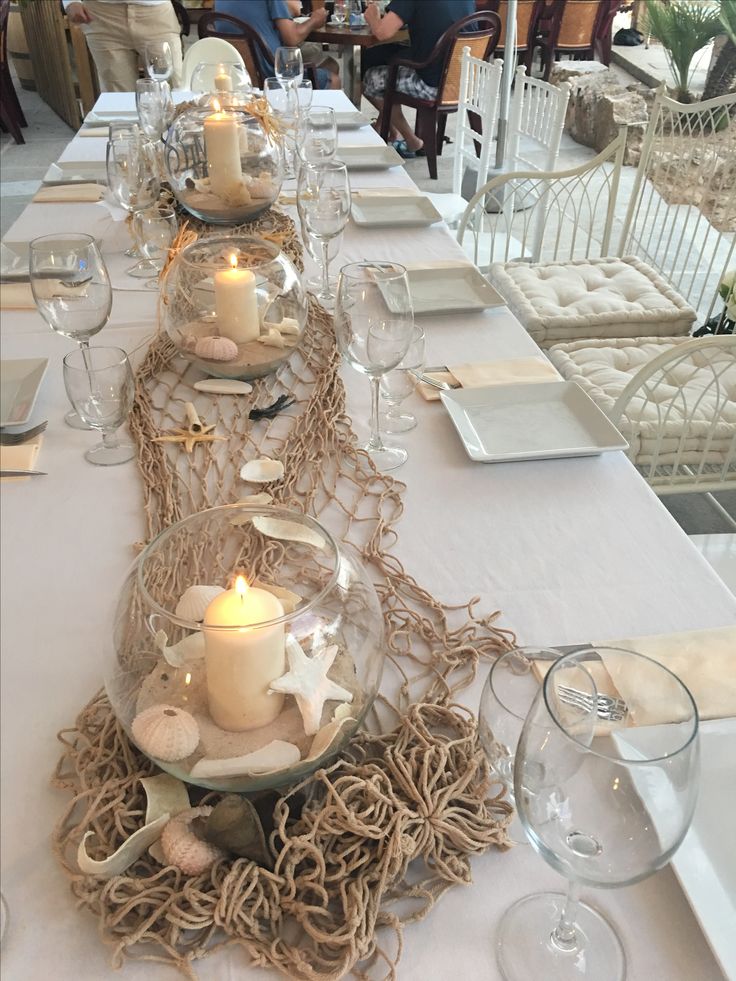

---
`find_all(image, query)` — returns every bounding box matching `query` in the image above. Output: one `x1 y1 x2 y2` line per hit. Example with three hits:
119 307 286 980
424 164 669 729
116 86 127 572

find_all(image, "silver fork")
0 421 48 445
557 685 628 723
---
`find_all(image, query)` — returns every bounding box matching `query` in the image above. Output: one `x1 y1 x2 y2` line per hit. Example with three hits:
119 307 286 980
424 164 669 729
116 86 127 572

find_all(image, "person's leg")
129 2 184 87
362 66 401 142
81 0 139 92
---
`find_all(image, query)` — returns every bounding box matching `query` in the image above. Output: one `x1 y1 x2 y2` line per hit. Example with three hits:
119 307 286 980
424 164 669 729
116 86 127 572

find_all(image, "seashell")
252 515 325 549
194 335 239 362
305 714 354 761
230 493 273 526
204 795 272 867
270 637 353 735
78 814 170 879
256 327 286 349
161 806 226 875
240 457 284 483
141 773 191 866
175 584 225 621
131 704 200 762
252 578 301 614
249 178 275 199
189 740 300 780
193 378 253 395
264 317 300 336
155 629 205 667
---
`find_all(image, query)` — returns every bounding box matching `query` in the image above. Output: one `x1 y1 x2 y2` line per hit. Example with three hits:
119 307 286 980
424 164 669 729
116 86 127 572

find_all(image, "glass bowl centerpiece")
162 233 307 380
165 103 282 224
190 61 253 107
106 505 385 792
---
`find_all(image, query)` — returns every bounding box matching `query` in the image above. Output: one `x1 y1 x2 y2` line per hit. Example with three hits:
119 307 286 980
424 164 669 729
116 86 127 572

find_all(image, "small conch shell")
131 704 200 762
256 327 286 349
189 740 301 780
252 515 325 549
240 457 284 483
175 584 225 621
194 335 239 362
161 806 226 875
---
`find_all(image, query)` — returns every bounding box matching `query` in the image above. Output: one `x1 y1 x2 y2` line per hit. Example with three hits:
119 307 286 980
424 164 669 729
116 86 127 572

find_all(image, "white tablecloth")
1 91 733 981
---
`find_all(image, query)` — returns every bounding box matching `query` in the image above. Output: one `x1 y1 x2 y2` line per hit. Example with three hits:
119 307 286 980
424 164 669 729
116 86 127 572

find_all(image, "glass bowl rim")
171 232 282 272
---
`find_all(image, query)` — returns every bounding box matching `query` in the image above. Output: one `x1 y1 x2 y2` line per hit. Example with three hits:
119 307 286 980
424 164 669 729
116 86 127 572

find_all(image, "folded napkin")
79 126 109 138
597 626 736 724
33 183 104 203
0 283 35 310
418 356 559 401
351 187 420 198
0 436 44 483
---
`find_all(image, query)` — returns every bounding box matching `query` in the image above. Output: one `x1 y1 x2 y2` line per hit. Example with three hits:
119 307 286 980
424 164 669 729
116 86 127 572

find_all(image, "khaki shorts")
300 41 328 66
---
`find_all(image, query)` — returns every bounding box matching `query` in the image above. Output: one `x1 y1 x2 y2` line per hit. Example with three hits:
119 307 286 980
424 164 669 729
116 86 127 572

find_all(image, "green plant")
644 0 722 100
703 0 736 100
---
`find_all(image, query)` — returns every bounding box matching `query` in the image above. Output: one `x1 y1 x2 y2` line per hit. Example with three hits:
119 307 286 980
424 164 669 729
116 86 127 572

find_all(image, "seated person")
214 0 340 89
363 0 474 156
286 0 341 79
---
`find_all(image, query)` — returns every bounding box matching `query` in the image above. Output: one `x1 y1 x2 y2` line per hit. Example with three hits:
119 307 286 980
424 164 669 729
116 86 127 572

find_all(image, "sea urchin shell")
194 335 239 362
131 704 200 762
161 806 226 875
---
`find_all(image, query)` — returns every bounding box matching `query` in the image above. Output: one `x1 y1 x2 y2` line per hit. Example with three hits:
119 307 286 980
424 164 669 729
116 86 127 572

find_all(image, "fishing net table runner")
52 210 515 980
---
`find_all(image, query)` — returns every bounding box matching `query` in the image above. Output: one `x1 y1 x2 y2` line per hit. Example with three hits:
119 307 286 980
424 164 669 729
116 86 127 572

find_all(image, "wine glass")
107 135 161 277
300 107 338 165
334 261 415 470
297 160 351 308
294 78 313 114
134 205 177 290
135 79 174 141
63 346 136 466
29 233 112 429
380 323 425 433
298 209 343 293
332 0 347 25
498 647 700 981
265 77 300 178
145 40 174 83
275 46 303 90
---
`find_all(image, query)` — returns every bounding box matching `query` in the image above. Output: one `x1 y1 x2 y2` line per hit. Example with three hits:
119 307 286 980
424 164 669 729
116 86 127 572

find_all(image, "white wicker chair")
619 87 736 325
549 335 736 514
506 65 570 172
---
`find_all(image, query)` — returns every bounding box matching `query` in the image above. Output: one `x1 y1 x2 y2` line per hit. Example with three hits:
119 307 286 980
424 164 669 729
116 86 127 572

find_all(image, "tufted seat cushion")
489 256 697 347
548 336 736 466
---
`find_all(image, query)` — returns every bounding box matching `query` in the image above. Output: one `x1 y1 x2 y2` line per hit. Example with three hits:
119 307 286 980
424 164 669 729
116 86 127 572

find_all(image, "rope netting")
52 208 515 979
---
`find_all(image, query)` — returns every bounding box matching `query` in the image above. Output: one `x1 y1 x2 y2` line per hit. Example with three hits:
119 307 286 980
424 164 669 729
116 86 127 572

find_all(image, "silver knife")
0 469 47 477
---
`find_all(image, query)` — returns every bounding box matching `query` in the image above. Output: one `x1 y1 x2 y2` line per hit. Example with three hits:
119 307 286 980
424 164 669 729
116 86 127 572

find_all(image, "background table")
1 89 734 981
308 23 408 104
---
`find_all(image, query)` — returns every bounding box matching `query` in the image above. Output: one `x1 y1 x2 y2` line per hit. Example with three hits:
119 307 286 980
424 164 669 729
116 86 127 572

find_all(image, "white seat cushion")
489 256 697 347
548 336 736 467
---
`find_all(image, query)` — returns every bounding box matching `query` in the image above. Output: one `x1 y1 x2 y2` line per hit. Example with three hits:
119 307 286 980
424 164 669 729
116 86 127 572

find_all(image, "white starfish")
269 636 353 735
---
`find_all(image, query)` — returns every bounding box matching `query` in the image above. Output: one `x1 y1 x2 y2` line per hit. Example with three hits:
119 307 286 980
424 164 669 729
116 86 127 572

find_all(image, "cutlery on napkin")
0 282 35 310
33 183 104 203
417 357 560 401
0 435 44 482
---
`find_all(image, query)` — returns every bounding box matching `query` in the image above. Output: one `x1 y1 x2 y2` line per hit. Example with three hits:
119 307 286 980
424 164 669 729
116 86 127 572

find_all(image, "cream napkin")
33 183 104 203
597 626 736 724
418 356 559 401
0 436 44 483
0 283 35 310
79 127 109 138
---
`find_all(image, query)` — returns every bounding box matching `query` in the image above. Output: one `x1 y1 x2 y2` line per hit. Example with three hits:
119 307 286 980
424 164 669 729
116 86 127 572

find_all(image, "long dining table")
1 89 735 981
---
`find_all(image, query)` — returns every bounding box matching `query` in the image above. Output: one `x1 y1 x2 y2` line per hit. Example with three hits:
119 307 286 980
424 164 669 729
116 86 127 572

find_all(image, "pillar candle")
214 70 233 93
204 576 285 731
214 255 260 343
203 107 242 196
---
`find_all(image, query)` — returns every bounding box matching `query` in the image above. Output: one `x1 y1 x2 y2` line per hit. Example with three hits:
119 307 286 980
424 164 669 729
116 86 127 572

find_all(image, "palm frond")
644 0 722 98
720 0 736 48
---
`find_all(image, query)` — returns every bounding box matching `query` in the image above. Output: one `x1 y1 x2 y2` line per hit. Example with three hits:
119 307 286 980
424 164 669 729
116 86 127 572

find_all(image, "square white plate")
338 145 404 170
401 263 503 315
440 380 629 463
0 359 49 427
43 160 108 184
0 242 29 280
352 194 441 228
335 111 370 129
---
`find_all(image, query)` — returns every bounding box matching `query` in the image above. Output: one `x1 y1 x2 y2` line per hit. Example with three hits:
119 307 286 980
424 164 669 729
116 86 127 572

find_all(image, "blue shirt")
387 0 475 87
214 0 290 75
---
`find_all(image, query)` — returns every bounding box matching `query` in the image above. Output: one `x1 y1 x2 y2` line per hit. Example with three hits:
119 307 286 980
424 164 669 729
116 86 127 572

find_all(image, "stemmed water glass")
299 107 338 165
135 79 174 142
133 205 177 290
29 233 112 429
297 160 351 308
334 261 415 470
107 134 161 277
275 45 303 90
265 77 300 178
63 346 136 466
380 324 425 433
498 646 700 981
145 41 174 83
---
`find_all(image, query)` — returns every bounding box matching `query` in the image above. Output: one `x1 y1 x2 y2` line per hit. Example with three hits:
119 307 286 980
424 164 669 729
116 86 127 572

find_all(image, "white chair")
549 335 736 516
506 65 570 172
619 86 736 325
425 48 502 226
181 38 246 91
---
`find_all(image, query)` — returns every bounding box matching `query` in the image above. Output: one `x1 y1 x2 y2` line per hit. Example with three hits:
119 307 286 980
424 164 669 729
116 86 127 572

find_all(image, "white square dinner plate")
0 242 29 280
440 380 629 463
43 160 108 184
351 194 441 228
337 145 404 170
393 263 503 315
0 359 49 427
335 111 370 129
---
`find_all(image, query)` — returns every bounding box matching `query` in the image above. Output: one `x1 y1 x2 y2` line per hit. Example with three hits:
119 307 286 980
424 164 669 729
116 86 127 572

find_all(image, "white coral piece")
131 704 200 762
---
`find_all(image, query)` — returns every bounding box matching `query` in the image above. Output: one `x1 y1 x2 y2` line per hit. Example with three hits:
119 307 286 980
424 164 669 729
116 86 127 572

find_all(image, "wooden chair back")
436 12 502 106
198 10 275 88
557 0 601 49
490 0 539 51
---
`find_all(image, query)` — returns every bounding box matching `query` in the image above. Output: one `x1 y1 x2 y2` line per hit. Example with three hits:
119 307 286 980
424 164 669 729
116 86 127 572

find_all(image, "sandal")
392 139 417 159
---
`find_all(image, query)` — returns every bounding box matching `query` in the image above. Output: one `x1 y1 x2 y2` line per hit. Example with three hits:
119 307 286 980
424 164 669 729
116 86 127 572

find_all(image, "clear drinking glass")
498 647 700 981
29 233 112 429
63 346 136 466
297 160 351 308
106 122 140 256
107 135 161 277
145 40 174 82
265 77 300 178
134 205 177 290
334 261 415 470
135 79 174 141
380 323 425 433
300 107 338 165
275 45 304 90
333 0 347 25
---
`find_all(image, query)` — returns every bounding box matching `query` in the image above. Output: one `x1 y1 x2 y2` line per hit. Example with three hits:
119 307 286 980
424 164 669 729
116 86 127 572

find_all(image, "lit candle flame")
213 98 221 113
235 575 248 600
184 671 192 686
229 253 238 270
